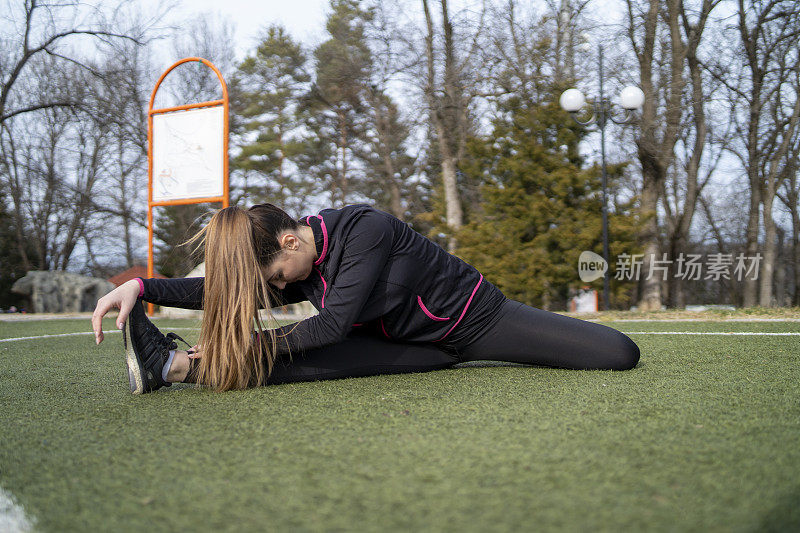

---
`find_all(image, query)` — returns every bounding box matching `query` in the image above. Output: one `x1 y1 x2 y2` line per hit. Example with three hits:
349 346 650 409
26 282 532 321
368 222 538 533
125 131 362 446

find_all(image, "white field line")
623 331 800 335
0 487 35 533
1 328 800 343
3 314 800 323
0 328 197 343
583 318 800 322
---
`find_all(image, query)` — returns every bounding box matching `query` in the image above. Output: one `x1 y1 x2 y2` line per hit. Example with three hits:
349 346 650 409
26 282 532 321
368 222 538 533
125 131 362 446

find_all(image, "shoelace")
156 331 192 354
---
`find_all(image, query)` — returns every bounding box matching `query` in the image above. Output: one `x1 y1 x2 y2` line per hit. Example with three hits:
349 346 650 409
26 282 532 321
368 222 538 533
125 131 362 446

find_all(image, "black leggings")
264 299 640 385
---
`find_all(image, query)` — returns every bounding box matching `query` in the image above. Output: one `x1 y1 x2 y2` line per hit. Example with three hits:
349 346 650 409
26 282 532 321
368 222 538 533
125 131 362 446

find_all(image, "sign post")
147 57 229 314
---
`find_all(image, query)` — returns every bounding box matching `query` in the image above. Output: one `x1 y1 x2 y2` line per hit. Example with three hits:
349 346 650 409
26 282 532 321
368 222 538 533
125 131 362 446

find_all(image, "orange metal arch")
146 57 230 314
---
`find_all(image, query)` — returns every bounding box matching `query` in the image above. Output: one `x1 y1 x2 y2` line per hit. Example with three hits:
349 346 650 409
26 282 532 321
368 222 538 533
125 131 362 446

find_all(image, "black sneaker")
123 299 191 394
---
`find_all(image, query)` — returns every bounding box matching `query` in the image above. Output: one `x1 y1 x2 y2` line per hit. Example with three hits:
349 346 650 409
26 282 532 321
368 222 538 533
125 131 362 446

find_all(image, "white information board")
152 106 224 201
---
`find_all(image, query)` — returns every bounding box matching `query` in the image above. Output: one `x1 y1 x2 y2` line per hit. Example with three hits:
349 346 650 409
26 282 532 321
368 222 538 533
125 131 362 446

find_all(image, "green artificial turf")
1 319 799 532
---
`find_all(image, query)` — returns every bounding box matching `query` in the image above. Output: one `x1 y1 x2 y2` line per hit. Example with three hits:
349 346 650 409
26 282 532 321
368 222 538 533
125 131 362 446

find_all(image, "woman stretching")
91 203 640 394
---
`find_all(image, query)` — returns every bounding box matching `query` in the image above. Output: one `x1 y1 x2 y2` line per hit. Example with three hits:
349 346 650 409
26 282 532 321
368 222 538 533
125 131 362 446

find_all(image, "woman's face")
263 229 316 289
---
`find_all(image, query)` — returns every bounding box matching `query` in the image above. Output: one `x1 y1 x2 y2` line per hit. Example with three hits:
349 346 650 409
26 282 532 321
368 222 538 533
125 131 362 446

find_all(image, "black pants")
265 299 640 385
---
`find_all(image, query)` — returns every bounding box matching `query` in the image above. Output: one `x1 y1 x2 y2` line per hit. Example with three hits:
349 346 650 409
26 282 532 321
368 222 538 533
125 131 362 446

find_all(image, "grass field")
1 315 799 532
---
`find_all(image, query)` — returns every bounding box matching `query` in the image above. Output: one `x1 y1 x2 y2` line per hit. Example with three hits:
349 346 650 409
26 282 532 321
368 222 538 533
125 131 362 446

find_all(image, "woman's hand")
92 279 141 345
188 344 203 359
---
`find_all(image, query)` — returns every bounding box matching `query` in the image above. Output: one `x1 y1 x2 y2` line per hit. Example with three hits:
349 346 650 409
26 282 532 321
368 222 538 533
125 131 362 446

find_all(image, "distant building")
569 286 598 313
108 265 167 287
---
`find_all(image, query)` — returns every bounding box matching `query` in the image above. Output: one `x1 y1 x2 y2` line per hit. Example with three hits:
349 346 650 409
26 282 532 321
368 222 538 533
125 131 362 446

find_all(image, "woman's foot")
123 299 191 394
165 349 193 383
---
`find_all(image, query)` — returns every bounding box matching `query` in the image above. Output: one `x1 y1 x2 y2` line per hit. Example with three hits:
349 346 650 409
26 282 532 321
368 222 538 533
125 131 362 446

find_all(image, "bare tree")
709 0 800 306
354 84 418 220
549 0 592 84
420 0 487 252
658 0 723 308
0 0 145 125
360 2 433 221
0 57 107 270
621 0 718 310
81 37 154 270
777 131 800 305
0 0 172 274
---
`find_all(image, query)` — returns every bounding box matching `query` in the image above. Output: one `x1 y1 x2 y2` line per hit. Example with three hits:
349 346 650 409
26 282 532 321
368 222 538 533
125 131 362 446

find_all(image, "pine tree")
231 25 313 213
154 204 207 278
0 191 33 307
295 0 375 207
455 87 639 310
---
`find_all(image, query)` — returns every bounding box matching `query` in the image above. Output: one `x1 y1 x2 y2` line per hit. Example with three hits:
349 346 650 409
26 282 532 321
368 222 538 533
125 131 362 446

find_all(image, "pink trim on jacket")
135 277 144 298
314 215 328 265
434 274 483 342
380 317 390 339
303 215 327 265
417 296 450 321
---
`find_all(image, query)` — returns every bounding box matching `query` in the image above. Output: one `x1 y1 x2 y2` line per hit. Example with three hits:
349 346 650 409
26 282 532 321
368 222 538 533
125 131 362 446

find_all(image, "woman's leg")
456 300 640 370
264 333 460 385
174 332 459 386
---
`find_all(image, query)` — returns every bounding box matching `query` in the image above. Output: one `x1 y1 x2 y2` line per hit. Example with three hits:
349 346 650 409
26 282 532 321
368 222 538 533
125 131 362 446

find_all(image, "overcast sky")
133 0 331 61
139 0 587 59
171 0 331 54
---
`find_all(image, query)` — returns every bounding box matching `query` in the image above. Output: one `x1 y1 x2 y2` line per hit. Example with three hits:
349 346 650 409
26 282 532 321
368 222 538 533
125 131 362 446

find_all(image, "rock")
11 271 116 313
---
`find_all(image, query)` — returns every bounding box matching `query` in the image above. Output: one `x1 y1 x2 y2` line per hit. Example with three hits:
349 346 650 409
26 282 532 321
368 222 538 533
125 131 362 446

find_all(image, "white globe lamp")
619 86 645 110
559 88 586 113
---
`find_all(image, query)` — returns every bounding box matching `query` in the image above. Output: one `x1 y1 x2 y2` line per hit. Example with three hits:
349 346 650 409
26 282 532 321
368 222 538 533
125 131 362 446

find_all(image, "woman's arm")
265 211 393 356
138 277 204 309
139 277 307 309
92 278 203 345
92 275 307 345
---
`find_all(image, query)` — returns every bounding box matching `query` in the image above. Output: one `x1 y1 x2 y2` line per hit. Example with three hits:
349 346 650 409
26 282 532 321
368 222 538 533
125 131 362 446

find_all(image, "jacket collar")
300 214 329 265
300 205 366 266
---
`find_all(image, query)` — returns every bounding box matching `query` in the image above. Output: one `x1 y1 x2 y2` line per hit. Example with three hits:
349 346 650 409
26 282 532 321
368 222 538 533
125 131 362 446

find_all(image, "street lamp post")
559 44 644 312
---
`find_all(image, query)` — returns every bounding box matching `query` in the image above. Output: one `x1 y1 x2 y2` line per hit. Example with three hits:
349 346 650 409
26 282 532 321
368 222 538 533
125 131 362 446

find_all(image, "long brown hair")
185 204 307 391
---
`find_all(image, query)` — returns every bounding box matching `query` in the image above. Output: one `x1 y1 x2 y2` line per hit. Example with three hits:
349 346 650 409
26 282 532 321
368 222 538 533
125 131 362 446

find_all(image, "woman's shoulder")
323 204 396 233
324 203 389 218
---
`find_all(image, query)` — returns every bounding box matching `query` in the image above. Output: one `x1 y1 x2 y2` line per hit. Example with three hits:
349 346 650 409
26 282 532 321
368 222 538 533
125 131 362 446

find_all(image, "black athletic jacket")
138 204 507 354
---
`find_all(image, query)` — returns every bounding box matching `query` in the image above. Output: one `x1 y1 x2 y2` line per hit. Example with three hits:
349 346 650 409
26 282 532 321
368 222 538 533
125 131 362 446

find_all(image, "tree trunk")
794 216 800 306
278 128 285 185
775 226 786 307
381 145 404 220
788 187 800 306
668 234 686 308
758 185 776 307
638 178 662 311
124 212 134 268
439 148 462 252
629 0 666 312
422 0 465 253
338 109 348 206
742 172 762 306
